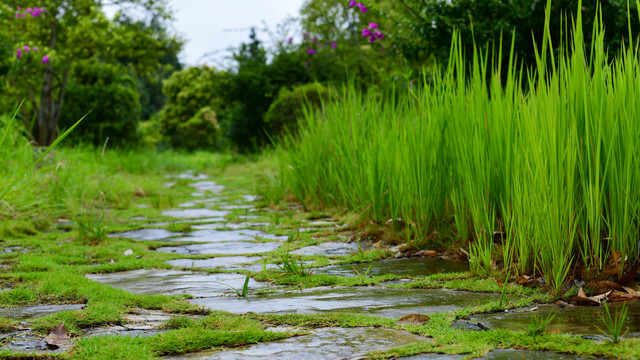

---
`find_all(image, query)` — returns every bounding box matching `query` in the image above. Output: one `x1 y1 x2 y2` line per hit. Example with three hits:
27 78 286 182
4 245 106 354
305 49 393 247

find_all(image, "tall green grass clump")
275 0 640 295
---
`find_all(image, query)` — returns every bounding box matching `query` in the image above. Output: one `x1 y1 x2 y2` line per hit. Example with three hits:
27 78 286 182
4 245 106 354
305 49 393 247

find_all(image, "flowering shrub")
9 5 50 64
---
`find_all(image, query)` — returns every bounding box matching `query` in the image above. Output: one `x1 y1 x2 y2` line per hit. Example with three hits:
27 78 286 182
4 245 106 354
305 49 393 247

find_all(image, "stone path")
2 170 631 358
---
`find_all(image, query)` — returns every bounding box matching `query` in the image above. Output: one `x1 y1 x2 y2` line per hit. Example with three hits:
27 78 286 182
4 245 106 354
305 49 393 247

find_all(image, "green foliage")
300 0 404 89
527 311 556 340
59 60 141 146
0 0 181 145
390 0 640 73
274 7 640 294
598 301 628 343
264 83 330 137
175 107 220 151
158 66 224 150
137 115 164 150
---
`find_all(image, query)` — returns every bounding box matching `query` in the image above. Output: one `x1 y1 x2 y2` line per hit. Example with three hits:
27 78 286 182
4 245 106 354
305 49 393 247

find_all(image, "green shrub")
137 115 164 150
59 59 141 146
264 83 330 138
158 66 225 150
174 107 220 151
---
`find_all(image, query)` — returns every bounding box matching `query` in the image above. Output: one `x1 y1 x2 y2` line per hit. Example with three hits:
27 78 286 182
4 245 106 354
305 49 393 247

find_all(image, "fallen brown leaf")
570 287 612 306
397 314 430 326
45 322 70 349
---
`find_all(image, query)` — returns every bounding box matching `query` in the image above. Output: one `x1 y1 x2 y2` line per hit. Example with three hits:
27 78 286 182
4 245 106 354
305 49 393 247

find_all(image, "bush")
174 107 220 151
157 66 224 150
136 115 164 150
264 83 330 137
58 59 141 146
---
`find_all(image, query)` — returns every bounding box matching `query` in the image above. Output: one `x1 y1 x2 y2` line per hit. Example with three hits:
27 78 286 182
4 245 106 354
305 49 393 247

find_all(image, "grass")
270 1 640 295
597 300 629 343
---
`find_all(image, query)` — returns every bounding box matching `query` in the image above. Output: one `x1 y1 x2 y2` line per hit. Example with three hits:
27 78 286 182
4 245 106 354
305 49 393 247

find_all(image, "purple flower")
307 48 316 55
16 48 22 59
33 47 39 52
362 28 372 37
369 23 378 29
349 0 357 6
287 37 293 45
374 30 384 40
331 42 337 48
356 3 368 12
31 7 42 17
368 35 376 43
24 45 30 52
41 55 50 64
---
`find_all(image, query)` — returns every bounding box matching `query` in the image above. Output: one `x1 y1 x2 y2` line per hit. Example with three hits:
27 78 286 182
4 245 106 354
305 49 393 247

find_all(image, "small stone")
397 314 430 326
123 249 134 256
136 255 142 259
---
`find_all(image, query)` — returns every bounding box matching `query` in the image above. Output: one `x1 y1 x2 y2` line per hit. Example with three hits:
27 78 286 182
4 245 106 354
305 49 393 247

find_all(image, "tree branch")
54 64 72 124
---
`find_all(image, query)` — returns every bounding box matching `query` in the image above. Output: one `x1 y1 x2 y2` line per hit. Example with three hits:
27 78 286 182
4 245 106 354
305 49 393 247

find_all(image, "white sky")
105 0 304 68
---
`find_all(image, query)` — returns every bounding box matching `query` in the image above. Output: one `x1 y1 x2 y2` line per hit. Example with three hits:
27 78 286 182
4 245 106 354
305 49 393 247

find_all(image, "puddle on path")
465 302 640 337
291 242 362 257
0 304 85 320
110 229 182 241
87 269 269 297
166 256 262 269
191 287 498 318
165 327 429 360
157 241 282 255
161 209 229 219
315 258 469 278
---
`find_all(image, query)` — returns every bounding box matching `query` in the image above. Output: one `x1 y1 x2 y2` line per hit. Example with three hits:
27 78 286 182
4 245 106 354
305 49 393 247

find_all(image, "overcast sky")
107 0 305 68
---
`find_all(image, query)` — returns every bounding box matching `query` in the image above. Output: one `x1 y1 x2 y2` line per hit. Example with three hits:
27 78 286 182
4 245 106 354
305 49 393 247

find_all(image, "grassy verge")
271 2 640 295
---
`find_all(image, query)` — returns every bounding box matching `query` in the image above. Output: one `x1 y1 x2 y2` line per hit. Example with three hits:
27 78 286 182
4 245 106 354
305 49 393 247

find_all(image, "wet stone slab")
0 304 85 320
86 269 269 297
166 256 263 269
219 204 254 210
400 349 584 359
166 172 209 180
290 241 362 257
157 241 282 255
464 302 640 338
0 330 69 353
161 209 229 219
190 287 498 318
165 327 430 360
190 181 224 192
167 230 287 243
192 222 272 230
315 258 469 278
109 229 183 241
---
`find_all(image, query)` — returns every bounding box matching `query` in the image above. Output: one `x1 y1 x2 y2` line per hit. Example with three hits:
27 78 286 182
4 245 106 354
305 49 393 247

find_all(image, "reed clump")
275 1 640 295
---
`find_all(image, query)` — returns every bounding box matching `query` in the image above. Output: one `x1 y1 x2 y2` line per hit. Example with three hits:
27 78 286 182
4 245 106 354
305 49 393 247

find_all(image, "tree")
158 66 226 150
0 0 181 145
388 0 640 72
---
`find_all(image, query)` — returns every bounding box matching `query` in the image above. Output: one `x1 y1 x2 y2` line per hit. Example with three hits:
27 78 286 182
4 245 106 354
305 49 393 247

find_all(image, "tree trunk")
36 65 56 146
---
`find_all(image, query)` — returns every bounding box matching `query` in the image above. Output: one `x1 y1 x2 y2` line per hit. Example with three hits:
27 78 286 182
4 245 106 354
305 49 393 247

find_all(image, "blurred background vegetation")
1 0 637 153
